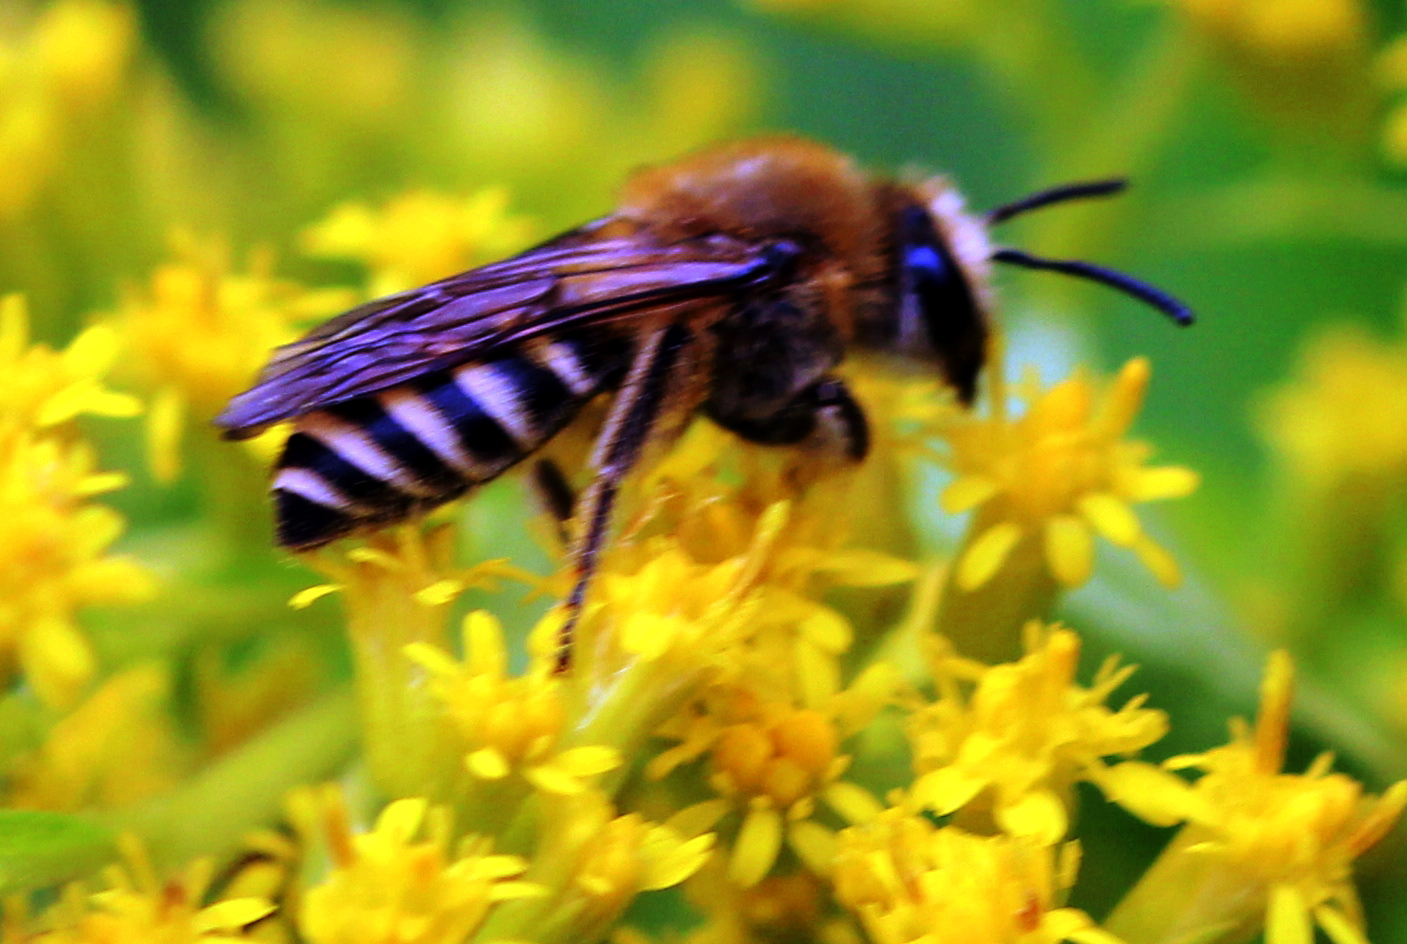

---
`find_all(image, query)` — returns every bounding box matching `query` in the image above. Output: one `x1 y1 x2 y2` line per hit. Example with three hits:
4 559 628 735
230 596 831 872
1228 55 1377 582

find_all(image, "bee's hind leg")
556 322 696 672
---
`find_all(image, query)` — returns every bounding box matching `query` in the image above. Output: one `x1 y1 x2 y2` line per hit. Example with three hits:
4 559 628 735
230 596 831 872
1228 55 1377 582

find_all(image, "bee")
217 136 1192 668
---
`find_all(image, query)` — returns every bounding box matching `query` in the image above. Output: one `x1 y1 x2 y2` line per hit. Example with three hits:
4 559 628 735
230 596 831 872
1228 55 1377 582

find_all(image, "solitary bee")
218 136 1191 667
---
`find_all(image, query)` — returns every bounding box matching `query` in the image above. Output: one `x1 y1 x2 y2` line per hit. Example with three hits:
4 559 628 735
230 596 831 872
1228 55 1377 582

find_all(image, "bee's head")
879 177 1193 407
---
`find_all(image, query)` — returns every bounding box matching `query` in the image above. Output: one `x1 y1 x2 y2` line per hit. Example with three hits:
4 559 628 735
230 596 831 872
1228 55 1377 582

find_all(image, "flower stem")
103 687 357 870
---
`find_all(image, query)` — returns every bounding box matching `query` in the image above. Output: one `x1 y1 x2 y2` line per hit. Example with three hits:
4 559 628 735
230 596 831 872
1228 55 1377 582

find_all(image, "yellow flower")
298 795 544 944
1106 652 1407 944
833 808 1117 944
0 431 153 708
18 834 274 942
301 187 534 296
407 610 623 801
908 624 1169 845
295 525 534 802
0 294 140 431
0 0 134 218
480 789 713 944
1170 0 1365 60
1257 324 1407 494
1382 35 1407 164
1162 0 1371 132
940 358 1197 593
103 230 351 481
6 665 186 811
687 697 889 888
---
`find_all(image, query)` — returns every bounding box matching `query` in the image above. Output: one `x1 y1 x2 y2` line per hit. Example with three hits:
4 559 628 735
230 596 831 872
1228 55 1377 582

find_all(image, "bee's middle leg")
706 376 869 462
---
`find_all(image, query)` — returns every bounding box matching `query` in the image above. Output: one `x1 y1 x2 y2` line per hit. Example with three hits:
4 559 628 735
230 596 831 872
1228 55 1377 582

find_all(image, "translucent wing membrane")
215 224 782 437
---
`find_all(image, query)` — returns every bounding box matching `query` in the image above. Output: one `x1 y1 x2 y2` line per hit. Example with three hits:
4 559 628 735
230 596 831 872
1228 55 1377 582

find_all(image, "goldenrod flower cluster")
0 2 1405 944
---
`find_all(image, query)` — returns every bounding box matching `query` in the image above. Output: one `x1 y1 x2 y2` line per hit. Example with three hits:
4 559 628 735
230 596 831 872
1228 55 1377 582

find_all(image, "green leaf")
0 810 117 894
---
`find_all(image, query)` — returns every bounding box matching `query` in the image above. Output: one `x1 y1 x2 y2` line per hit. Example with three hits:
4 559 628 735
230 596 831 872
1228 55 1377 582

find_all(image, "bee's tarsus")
985 179 1129 226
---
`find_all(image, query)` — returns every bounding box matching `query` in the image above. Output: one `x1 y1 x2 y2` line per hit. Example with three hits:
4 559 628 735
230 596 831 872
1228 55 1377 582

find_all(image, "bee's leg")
707 376 869 462
557 322 695 672
531 459 576 543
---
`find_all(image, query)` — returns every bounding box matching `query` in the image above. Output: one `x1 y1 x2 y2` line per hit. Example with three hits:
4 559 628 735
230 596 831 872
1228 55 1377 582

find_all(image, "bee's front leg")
706 376 869 462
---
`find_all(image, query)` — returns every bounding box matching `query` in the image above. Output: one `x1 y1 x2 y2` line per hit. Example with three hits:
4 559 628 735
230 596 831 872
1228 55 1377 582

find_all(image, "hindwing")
215 222 782 437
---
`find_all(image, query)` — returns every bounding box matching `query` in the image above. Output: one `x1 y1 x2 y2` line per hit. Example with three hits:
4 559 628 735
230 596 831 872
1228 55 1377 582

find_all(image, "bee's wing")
215 223 776 438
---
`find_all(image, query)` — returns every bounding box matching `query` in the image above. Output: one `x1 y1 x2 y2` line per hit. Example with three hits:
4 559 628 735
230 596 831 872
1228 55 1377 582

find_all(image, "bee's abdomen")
270 332 630 550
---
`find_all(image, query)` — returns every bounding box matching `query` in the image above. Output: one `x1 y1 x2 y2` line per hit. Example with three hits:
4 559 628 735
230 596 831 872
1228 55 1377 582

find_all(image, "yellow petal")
414 578 464 606
62 324 121 376
1126 465 1199 501
464 610 507 678
796 637 840 710
146 387 186 483
665 799 731 839
192 898 277 933
375 798 428 841
812 549 919 586
21 618 96 708
1097 761 1207 827
1131 534 1182 588
1066 922 1126 944
913 767 987 815
1314 905 1370 944
554 745 622 776
639 829 714 890
467 748 510 780
289 584 342 609
941 475 1000 514
524 763 588 796
1268 885 1313 944
1077 493 1140 547
1045 515 1094 586
621 611 674 660
822 781 884 824
786 819 837 876
1094 357 1150 439
996 789 1068 845
404 642 460 677
729 804 783 887
956 522 1022 591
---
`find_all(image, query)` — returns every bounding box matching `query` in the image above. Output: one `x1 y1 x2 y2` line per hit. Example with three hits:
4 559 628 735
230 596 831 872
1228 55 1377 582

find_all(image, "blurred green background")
8 0 1407 936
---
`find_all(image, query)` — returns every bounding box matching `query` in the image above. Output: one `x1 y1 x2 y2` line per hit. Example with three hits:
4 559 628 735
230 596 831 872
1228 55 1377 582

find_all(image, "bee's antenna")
985 179 1128 226
991 247 1194 326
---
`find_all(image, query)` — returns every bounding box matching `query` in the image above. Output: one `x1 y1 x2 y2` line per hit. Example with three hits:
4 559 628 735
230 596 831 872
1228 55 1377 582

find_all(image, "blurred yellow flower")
0 294 140 430
833 808 1114 944
907 625 1169 845
1381 35 1407 164
6 665 185 811
0 0 135 217
298 794 544 944
0 297 152 707
940 358 1197 593
301 187 535 296
1259 323 1407 493
1170 0 1365 60
1107 651 1407 944
18 834 274 942
103 230 351 481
